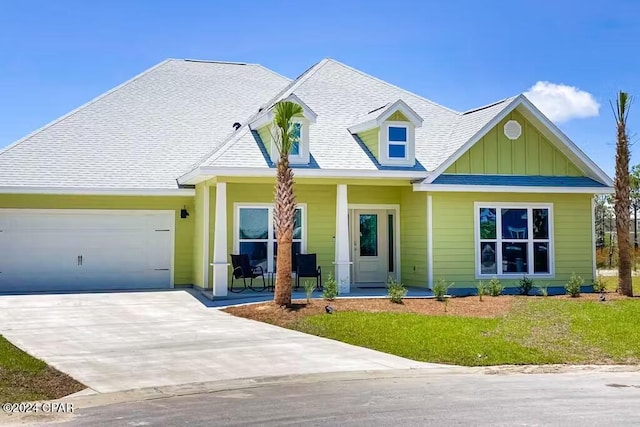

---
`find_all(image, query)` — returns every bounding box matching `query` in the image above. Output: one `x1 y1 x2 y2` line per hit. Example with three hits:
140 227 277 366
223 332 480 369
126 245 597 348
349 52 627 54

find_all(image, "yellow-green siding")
257 126 272 158
400 188 427 286
446 110 583 176
387 111 409 122
431 192 593 289
0 194 195 285
358 128 379 158
192 183 206 288
348 185 400 205
223 183 337 277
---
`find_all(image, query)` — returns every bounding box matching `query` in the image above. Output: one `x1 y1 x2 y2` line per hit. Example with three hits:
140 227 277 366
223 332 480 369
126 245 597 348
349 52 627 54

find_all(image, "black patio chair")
295 253 322 290
229 254 267 293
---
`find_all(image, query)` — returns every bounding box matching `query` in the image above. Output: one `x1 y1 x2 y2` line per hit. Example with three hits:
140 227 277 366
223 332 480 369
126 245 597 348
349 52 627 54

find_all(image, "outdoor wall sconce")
180 207 190 219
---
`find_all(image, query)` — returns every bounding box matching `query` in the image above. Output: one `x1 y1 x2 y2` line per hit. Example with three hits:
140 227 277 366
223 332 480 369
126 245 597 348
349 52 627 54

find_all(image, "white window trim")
233 203 307 274
474 202 555 280
268 118 311 166
378 121 415 167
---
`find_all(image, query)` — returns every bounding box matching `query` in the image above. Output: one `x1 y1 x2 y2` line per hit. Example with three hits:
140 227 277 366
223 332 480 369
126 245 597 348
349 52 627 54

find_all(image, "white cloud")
524 81 600 123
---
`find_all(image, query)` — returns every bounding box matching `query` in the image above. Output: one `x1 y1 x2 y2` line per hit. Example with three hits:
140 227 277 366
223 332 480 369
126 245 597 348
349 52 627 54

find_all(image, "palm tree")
612 91 633 296
271 100 303 306
629 165 640 250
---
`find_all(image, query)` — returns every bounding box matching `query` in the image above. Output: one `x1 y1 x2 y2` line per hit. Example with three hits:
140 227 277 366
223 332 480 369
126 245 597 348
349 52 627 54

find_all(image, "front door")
353 210 388 284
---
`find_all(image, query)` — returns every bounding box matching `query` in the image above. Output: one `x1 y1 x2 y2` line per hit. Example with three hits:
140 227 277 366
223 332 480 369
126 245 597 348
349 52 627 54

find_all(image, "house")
0 58 612 296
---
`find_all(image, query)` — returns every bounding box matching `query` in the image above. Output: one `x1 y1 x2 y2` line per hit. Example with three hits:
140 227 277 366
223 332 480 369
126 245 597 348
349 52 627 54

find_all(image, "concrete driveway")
0 290 445 393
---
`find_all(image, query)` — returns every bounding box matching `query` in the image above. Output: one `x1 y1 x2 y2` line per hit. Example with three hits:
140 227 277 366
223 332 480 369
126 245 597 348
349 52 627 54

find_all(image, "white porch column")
202 184 210 289
427 194 434 289
211 182 228 296
334 184 351 293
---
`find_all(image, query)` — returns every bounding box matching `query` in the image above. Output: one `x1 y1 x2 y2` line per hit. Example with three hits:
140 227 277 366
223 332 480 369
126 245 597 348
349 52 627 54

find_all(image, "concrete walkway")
0 290 446 393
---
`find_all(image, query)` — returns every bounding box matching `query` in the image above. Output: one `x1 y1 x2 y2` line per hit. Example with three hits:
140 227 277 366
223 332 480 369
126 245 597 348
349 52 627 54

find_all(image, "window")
236 205 305 273
387 125 407 159
290 122 301 156
378 121 415 167
476 204 552 277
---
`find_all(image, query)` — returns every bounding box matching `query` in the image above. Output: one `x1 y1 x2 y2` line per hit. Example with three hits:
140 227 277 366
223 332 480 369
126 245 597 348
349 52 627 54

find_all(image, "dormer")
249 94 317 166
348 99 423 167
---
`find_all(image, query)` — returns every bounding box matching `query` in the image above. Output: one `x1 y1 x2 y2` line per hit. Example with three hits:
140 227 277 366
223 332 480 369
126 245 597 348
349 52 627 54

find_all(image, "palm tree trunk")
615 118 633 296
634 205 638 250
274 158 295 306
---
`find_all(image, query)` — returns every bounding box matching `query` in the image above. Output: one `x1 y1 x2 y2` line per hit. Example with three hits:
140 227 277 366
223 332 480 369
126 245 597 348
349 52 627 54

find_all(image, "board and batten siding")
431 192 594 289
0 194 195 285
446 110 584 176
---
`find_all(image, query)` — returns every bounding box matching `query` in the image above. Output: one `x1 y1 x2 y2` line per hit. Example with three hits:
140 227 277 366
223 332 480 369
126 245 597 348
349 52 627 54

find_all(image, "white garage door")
0 210 174 292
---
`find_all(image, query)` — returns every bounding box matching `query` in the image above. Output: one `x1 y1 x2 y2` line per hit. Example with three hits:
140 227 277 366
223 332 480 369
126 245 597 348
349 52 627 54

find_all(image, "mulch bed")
223 292 630 327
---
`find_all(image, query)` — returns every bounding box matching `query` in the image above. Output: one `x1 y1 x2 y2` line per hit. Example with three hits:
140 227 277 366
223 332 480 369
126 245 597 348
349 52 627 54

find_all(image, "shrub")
593 275 607 293
518 276 535 296
433 279 452 301
536 283 549 297
488 276 503 297
322 273 339 301
303 280 316 304
565 273 584 297
387 276 407 304
476 280 488 301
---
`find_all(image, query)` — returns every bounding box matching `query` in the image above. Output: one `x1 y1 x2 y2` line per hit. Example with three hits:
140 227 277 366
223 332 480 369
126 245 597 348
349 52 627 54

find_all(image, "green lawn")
600 275 640 294
292 298 640 366
0 335 84 402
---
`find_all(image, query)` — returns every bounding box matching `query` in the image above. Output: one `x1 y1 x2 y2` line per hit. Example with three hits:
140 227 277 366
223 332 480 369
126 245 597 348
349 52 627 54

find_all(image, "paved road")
0 291 444 393
29 369 640 426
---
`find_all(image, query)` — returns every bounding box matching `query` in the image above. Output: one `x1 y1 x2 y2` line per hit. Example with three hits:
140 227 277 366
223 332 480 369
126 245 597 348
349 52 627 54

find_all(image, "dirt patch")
224 296 516 327
0 366 85 402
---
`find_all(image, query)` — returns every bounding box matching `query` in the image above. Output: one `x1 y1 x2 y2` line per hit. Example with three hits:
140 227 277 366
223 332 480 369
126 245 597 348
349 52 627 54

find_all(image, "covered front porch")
193 178 429 298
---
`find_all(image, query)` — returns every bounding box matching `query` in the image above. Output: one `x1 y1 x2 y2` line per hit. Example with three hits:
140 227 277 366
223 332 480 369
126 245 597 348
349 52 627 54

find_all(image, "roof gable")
445 109 584 177
348 99 423 134
424 95 613 187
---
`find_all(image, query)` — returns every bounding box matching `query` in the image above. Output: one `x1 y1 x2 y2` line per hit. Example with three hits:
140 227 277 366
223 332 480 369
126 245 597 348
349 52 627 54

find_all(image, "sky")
1 0 640 177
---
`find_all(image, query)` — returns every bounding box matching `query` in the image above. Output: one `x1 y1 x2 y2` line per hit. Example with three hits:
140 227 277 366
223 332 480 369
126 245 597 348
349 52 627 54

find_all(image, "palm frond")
271 101 304 157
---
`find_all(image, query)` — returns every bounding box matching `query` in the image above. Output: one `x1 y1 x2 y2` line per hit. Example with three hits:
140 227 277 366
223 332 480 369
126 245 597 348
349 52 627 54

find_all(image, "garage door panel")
0 210 174 292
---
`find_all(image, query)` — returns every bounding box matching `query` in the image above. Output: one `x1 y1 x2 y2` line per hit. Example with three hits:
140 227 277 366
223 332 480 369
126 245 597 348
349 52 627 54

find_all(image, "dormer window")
387 124 408 159
248 93 317 167
290 121 302 156
348 99 423 168
379 121 415 166
287 118 308 164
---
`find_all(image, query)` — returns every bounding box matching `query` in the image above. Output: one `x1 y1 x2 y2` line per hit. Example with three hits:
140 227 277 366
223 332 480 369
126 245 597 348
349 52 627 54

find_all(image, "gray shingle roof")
0 59 290 190
2 57 576 191
197 59 467 172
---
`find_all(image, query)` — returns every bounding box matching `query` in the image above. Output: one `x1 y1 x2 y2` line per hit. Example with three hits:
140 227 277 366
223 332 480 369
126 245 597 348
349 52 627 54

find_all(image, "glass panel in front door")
359 214 378 256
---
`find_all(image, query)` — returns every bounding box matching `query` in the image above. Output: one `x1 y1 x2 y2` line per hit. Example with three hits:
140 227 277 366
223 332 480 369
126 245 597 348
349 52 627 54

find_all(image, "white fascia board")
378 100 424 127
348 100 424 134
249 111 274 130
249 93 317 131
0 187 196 196
284 93 318 123
348 120 378 134
182 166 427 181
412 183 613 194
